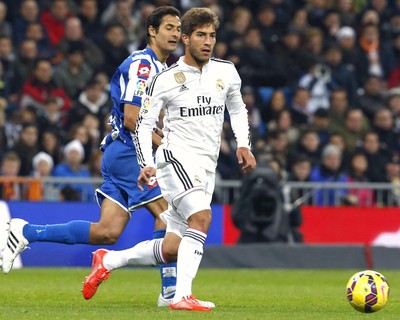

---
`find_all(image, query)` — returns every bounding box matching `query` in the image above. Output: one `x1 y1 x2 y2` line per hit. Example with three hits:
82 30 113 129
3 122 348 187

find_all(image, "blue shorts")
95 139 162 214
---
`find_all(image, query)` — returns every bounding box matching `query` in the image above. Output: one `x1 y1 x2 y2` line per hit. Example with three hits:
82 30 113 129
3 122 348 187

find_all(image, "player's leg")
82 209 214 308
1 198 129 274
145 198 178 306
169 190 212 311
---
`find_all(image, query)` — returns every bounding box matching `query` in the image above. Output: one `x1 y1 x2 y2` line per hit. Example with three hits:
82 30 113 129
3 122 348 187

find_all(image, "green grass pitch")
1 268 399 320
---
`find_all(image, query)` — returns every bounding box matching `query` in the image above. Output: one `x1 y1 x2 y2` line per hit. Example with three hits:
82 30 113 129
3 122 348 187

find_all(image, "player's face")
185 24 216 66
153 14 181 54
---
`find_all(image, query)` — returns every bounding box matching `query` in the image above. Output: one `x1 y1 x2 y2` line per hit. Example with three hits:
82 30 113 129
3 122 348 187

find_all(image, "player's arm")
225 66 256 174
135 73 166 185
124 103 162 146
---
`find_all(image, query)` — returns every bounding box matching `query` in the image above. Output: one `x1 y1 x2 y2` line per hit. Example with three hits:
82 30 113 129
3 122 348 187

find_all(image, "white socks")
102 239 165 270
173 228 207 302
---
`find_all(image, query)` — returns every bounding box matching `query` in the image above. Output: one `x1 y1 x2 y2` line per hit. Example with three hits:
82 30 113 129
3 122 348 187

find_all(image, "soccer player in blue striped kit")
2 6 183 307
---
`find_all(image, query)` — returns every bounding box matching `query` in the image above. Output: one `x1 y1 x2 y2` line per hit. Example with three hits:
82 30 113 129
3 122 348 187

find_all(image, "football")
346 270 390 313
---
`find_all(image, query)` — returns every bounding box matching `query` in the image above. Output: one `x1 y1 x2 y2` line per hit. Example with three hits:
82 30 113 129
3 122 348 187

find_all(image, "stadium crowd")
0 0 400 206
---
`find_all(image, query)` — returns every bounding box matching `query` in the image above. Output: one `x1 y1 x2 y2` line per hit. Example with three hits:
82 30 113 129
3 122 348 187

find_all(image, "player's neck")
150 45 169 64
182 54 209 71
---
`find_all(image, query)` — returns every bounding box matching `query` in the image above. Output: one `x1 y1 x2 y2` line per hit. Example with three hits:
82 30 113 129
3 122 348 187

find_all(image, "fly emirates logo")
180 96 224 117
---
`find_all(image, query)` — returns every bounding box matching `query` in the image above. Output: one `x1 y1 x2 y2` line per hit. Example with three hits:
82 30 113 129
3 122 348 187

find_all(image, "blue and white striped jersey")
105 47 166 149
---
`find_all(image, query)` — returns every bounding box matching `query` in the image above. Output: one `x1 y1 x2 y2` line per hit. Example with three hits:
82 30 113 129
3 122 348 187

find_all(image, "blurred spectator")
223 6 252 54
66 123 92 164
372 107 400 152
334 0 357 27
381 152 400 206
268 109 299 145
241 86 263 140
328 131 349 171
0 2 12 39
234 26 279 88
53 42 94 99
24 21 57 60
310 107 330 146
260 89 287 125
13 0 40 45
356 130 387 182
88 149 102 178
355 23 395 86
310 143 349 206
0 96 6 156
355 74 387 121
341 108 370 153
37 96 66 137
0 35 21 104
2 108 23 149
255 5 281 51
287 128 322 170
304 27 325 61
19 58 72 114
0 151 22 200
323 45 358 104
273 27 313 88
15 39 38 84
66 79 112 132
346 151 375 207
32 151 53 178
387 33 400 88
98 22 130 78
264 0 294 31
386 89 400 132
287 7 310 39
11 122 39 176
53 139 94 202
40 129 63 167
298 62 337 113
106 0 142 51
82 113 101 151
217 125 242 181
364 0 392 25
77 0 105 46
56 16 104 70
289 86 311 127
287 153 312 198
307 0 329 29
358 9 380 27
32 151 60 200
267 129 289 169
336 26 358 67
327 88 368 135
321 9 342 45
40 0 74 47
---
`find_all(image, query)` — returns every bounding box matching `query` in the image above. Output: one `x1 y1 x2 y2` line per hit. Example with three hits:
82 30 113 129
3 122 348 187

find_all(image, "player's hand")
138 166 157 191
236 147 256 174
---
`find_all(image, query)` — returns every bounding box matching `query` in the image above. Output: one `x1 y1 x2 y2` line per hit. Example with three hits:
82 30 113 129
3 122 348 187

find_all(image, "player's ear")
148 26 156 38
182 34 189 45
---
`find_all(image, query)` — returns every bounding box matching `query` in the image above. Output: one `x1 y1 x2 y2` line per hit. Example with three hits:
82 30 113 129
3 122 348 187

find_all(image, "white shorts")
155 147 215 236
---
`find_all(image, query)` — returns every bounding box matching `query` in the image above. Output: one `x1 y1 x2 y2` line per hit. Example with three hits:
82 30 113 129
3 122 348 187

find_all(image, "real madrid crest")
216 79 224 91
174 72 186 84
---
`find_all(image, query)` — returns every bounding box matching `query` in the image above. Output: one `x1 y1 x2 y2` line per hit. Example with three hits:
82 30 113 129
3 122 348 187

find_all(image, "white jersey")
135 56 251 172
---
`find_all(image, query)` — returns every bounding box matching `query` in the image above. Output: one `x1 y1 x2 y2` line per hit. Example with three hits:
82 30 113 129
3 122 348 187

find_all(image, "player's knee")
90 225 121 244
162 234 180 262
188 210 212 233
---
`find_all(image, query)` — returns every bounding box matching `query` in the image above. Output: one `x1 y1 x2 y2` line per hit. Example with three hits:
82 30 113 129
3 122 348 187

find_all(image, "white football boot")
2 218 29 274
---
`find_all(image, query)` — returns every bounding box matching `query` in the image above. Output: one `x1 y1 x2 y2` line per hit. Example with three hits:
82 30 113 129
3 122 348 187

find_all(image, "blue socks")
153 229 177 300
22 221 91 244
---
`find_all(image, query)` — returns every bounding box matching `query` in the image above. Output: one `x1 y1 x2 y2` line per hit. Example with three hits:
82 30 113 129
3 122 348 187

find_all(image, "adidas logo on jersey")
179 85 189 92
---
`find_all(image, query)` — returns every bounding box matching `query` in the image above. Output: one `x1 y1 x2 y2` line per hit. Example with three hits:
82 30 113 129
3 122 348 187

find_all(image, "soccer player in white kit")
83 7 256 311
